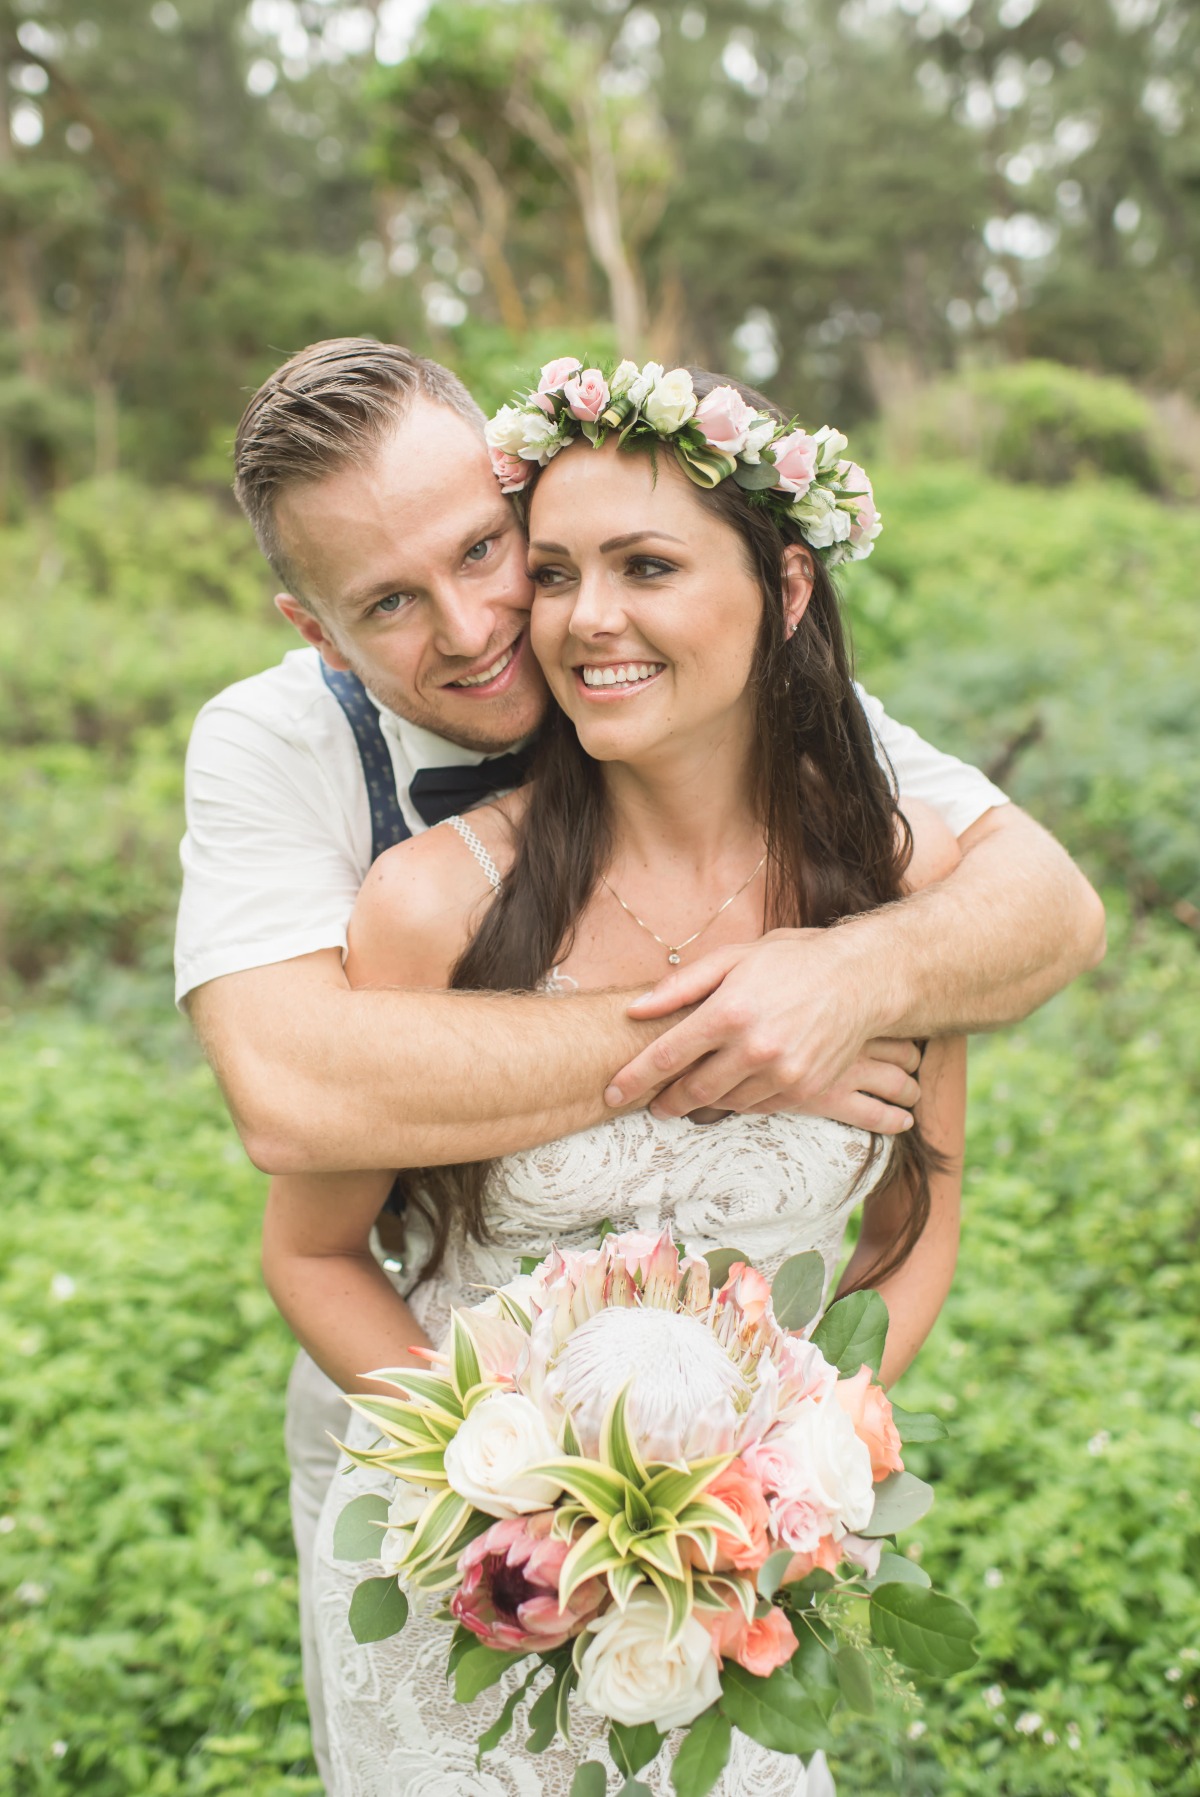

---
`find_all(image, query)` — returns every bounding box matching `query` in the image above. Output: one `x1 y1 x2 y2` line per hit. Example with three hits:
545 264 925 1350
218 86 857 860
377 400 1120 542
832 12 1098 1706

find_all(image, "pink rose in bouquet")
834 1365 904 1480
452 1511 605 1652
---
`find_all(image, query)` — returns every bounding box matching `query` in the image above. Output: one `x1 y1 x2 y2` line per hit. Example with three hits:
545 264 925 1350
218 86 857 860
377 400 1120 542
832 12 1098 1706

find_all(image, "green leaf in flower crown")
861 1470 935 1538
609 1719 664 1776
570 1765 608 1797
864 1551 931 1592
673 440 738 491
454 1644 533 1705
869 1585 980 1676
671 1705 732 1797
810 1290 889 1377
719 1662 829 1755
833 1643 876 1715
770 1251 826 1332
732 459 782 491
347 1574 408 1644
755 1547 796 1601
889 1404 949 1443
703 1247 751 1290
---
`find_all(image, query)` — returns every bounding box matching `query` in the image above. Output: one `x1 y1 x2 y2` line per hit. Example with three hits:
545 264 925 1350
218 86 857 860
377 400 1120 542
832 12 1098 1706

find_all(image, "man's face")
273 400 547 752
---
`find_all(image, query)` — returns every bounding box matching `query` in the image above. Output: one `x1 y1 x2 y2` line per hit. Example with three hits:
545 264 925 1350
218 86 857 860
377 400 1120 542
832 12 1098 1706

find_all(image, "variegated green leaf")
608 1559 645 1609
673 440 737 489
676 1524 716 1571
449 1311 483 1402
601 1384 648 1488
528 1460 628 1517
624 1482 654 1532
403 1489 472 1572
675 1495 750 1546
362 1369 463 1417
609 1510 637 1558
644 1456 733 1517
642 1563 694 1647
560 1520 625 1606
704 1572 755 1620
631 1529 686 1583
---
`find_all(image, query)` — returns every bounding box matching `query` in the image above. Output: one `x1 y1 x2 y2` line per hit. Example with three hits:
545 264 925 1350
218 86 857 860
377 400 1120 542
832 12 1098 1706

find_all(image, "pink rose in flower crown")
490 448 531 494
834 1365 904 1480
695 384 759 456
532 356 584 415
704 1599 798 1675
770 429 820 499
452 1511 605 1653
562 368 610 423
839 460 882 554
704 1457 772 1573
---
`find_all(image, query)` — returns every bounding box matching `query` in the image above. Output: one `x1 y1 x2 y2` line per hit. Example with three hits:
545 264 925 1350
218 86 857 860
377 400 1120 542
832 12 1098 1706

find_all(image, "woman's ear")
782 543 815 638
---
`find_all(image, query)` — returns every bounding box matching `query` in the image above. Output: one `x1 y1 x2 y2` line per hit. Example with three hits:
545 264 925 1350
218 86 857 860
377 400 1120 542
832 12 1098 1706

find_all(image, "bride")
262 361 966 1794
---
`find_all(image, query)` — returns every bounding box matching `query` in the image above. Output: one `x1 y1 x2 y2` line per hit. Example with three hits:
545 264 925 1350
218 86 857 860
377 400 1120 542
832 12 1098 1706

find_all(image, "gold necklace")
601 852 769 965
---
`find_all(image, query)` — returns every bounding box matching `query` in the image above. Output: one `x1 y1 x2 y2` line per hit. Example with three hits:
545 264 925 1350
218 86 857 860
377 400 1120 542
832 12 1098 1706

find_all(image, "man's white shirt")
174 646 1007 1005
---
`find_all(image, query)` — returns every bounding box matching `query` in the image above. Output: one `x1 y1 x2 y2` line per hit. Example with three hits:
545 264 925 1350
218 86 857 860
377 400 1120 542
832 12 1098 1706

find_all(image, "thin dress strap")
445 814 503 894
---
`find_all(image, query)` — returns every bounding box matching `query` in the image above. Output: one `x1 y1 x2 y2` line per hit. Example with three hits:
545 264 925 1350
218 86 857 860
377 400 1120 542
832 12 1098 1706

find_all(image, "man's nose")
429 584 499 660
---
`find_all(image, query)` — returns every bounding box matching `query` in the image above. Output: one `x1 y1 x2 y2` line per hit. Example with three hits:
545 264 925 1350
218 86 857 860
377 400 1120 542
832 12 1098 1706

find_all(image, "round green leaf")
889 1404 949 1443
810 1290 889 1377
833 1643 875 1715
863 1551 931 1592
861 1470 935 1538
869 1585 980 1676
570 1764 608 1797
770 1251 826 1332
347 1574 408 1645
719 1662 829 1755
671 1706 732 1797
332 1492 390 1562
704 1247 752 1289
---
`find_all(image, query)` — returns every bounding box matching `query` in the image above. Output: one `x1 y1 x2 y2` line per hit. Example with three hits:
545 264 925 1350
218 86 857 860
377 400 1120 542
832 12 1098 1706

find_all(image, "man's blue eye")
377 594 404 614
465 540 491 563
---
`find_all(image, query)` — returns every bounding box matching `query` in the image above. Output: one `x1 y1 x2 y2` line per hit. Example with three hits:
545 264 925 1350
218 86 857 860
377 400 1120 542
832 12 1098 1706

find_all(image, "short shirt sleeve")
856 684 1009 838
174 700 367 1006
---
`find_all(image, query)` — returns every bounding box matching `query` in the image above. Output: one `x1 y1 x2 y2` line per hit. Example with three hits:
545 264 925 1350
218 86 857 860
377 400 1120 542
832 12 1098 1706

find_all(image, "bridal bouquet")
334 1229 977 1793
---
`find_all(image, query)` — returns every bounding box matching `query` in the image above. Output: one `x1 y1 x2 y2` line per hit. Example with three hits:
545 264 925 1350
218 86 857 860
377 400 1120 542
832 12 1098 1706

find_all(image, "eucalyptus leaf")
570 1764 608 1797
332 1492 390 1562
719 1663 829 1755
609 1719 663 1775
810 1290 889 1377
861 1470 935 1538
869 1585 980 1675
703 1247 751 1290
454 1644 531 1705
518 1255 541 1276
833 1643 875 1714
864 1551 931 1592
756 1547 796 1601
732 459 781 490
770 1251 826 1332
890 1404 949 1443
347 1575 408 1645
671 1707 732 1797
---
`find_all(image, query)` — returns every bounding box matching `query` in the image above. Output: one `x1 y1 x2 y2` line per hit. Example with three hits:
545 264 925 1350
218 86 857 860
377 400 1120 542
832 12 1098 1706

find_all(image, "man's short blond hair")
233 337 485 597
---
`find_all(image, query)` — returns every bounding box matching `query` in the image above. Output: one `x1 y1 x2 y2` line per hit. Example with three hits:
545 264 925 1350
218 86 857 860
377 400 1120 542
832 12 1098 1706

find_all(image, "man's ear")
781 543 815 638
274 594 352 671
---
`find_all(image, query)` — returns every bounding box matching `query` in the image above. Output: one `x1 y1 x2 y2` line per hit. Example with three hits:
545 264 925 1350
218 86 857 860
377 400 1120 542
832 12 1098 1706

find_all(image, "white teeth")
453 644 515 687
580 662 664 689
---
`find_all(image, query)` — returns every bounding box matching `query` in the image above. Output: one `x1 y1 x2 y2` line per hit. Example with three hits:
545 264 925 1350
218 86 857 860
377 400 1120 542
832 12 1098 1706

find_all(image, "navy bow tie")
408 749 533 828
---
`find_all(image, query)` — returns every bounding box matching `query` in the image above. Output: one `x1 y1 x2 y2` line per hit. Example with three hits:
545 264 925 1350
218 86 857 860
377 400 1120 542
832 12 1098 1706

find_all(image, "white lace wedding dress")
311 1101 892 1796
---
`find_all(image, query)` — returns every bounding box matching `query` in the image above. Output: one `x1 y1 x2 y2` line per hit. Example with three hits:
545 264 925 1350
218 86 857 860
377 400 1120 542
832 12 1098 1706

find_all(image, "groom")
176 337 1104 1782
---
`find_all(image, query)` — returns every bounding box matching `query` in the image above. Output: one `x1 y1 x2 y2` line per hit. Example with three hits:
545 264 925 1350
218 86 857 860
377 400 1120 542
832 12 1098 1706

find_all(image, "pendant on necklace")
668 951 681 965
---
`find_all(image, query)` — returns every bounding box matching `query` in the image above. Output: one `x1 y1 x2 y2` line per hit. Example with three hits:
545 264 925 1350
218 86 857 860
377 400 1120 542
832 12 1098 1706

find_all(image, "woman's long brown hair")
398 370 939 1290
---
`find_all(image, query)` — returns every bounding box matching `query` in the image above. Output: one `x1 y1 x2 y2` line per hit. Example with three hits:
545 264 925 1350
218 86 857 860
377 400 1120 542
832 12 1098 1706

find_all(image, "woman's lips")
572 661 666 700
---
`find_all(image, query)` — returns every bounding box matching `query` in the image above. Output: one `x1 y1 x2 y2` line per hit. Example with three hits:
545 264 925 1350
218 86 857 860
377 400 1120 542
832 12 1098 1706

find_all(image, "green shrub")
918 362 1168 494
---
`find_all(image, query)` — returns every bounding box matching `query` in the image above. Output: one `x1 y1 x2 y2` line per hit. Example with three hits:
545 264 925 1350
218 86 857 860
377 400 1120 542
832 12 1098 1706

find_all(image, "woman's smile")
573 659 667 699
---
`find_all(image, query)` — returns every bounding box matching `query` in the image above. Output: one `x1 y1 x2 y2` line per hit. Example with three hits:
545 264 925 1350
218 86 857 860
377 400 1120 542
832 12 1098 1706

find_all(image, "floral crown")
485 355 881 566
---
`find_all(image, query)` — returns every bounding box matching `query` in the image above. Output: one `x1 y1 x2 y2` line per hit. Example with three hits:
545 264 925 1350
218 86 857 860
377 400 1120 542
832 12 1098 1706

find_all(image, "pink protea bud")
451 1511 606 1653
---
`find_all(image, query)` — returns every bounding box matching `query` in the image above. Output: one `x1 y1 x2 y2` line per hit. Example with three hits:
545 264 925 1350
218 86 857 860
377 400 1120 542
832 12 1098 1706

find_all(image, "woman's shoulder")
345 799 521 989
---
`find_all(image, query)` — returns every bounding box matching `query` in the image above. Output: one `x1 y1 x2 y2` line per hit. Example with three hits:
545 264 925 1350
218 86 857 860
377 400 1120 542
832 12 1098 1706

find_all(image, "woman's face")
526 441 766 769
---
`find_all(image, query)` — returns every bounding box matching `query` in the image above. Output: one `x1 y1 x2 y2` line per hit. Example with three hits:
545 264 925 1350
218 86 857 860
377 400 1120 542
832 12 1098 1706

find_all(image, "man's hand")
605 930 921 1130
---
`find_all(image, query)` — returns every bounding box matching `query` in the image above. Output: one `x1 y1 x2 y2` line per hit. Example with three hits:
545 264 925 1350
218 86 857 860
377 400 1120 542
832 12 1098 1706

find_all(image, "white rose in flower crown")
794 483 852 549
518 412 564 465
485 404 529 457
379 1482 431 1574
812 425 850 470
611 359 664 408
643 367 697 433
578 1588 721 1730
741 412 778 464
443 1392 565 1518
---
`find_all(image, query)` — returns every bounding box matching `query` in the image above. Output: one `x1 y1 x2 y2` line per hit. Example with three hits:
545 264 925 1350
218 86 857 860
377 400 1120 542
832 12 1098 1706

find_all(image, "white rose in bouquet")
380 1483 431 1574
578 1588 720 1731
442 1391 564 1518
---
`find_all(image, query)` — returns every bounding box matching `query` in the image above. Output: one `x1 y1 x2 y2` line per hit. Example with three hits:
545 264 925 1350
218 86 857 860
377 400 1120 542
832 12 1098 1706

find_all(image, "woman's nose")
567 570 627 641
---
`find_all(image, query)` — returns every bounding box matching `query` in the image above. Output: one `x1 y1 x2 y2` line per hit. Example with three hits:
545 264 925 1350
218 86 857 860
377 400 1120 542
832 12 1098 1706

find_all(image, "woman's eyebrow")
529 531 685 555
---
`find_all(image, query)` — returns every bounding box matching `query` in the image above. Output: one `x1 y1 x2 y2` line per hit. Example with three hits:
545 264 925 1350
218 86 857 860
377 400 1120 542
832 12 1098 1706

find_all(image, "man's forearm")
843 805 1106 1039
191 954 666 1174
